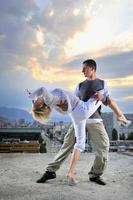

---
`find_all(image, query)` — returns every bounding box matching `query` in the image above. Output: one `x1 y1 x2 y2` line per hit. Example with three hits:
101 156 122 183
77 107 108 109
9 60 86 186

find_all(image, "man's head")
82 59 97 79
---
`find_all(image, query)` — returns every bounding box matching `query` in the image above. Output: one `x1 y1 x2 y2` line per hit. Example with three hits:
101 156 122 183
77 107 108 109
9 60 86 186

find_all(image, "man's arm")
107 96 129 124
101 81 110 106
103 81 129 124
103 81 122 116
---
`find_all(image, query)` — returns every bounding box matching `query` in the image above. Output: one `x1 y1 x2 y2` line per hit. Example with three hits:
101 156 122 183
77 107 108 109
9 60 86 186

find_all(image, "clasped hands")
93 92 104 103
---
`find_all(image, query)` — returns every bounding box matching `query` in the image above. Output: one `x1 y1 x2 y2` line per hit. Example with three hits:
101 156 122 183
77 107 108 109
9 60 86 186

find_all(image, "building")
101 112 118 139
0 127 42 141
0 117 8 128
101 112 133 140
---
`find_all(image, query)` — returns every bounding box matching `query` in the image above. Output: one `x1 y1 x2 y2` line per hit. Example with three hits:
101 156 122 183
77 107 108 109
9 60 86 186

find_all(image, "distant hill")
0 107 71 122
50 112 70 123
0 107 33 122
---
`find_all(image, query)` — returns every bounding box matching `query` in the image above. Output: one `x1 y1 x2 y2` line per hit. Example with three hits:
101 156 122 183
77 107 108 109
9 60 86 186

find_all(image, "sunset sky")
0 0 133 113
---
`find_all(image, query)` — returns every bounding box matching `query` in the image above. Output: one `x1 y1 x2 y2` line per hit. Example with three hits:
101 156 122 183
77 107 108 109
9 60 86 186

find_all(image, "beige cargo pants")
46 122 110 177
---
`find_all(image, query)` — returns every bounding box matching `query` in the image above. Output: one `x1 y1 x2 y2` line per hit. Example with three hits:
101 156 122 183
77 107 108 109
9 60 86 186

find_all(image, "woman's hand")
34 97 44 108
57 100 68 111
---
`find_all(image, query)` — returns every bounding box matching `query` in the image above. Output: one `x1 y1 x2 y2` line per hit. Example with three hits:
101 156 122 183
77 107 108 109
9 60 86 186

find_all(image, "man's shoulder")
78 78 105 87
96 78 104 82
78 80 88 88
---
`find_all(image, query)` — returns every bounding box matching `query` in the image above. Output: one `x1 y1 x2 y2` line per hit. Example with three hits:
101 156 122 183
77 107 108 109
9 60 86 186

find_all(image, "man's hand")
57 100 68 111
94 92 104 101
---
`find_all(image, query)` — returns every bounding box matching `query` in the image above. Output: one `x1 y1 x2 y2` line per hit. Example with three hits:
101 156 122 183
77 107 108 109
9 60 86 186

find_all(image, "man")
36 59 128 185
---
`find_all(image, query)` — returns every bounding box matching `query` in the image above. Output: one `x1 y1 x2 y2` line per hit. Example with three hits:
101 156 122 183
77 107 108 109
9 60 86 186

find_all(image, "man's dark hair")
83 59 97 71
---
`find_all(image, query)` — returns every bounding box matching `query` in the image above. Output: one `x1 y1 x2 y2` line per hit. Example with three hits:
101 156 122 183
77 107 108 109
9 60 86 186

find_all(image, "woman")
28 87 130 185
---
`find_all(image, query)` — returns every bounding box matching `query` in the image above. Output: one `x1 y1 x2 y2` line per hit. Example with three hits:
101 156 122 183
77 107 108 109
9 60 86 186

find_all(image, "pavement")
0 152 133 200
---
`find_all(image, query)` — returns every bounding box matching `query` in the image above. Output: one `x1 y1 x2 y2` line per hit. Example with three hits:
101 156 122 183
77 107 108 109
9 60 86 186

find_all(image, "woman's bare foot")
66 172 74 179
66 173 77 186
67 176 77 186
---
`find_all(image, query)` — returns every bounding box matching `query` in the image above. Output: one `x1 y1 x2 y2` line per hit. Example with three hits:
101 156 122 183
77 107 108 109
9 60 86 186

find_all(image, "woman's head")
32 98 51 123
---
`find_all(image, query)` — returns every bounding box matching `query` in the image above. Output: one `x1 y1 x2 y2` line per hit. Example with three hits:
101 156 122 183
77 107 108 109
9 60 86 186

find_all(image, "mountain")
0 107 33 122
0 107 71 122
50 112 70 123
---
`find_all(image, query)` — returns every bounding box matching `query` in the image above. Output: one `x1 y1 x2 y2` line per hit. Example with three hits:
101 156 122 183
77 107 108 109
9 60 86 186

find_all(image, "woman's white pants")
69 98 102 152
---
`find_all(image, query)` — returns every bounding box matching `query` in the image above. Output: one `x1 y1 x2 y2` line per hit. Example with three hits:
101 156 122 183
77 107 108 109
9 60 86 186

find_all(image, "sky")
0 0 133 114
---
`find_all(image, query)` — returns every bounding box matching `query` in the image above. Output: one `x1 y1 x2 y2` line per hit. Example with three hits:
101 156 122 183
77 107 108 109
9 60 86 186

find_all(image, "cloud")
27 57 83 89
0 0 93 73
97 51 133 79
29 0 92 60
106 75 133 88
122 96 133 100
0 0 133 112
0 0 41 72
31 0 91 39
64 50 133 79
64 0 133 57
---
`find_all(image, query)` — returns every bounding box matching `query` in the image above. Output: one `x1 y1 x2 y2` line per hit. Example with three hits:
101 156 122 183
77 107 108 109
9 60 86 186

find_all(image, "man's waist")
86 118 103 123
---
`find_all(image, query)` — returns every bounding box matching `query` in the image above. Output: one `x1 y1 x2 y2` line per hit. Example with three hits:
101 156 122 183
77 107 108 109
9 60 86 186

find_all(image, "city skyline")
0 0 133 113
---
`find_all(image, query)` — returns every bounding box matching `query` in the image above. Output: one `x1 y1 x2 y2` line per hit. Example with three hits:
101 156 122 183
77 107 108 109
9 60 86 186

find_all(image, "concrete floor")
0 152 133 200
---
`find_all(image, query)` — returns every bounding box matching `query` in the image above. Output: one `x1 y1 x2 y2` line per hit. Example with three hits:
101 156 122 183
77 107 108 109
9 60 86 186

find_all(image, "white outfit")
30 87 102 152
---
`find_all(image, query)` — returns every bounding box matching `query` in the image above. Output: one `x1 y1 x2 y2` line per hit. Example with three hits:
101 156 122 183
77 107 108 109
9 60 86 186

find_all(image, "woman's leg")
67 148 80 179
67 120 86 181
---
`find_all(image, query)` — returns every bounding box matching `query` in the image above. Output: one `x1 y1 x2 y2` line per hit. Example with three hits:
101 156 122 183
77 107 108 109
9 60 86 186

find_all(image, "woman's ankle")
67 172 74 178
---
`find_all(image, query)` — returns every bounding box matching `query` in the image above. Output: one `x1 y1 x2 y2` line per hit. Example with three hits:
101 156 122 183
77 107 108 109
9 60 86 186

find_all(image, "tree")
112 128 118 140
120 133 125 140
40 141 47 153
127 132 133 140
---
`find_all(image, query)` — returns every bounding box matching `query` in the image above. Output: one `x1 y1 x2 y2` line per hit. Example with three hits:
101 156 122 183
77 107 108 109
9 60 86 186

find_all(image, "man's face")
82 64 95 78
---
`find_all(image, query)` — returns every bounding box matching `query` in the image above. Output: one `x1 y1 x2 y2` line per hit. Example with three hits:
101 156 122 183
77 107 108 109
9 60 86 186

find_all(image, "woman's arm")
29 87 51 100
29 87 58 107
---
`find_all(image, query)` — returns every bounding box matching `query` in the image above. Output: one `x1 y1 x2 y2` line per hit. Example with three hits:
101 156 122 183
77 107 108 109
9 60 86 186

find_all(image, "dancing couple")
28 59 130 186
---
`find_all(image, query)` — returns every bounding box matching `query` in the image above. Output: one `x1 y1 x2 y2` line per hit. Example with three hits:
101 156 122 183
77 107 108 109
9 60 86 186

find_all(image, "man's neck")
87 75 96 80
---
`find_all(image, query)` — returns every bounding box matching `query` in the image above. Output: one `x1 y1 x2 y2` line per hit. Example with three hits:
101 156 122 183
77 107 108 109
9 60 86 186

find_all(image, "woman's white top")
29 87 79 114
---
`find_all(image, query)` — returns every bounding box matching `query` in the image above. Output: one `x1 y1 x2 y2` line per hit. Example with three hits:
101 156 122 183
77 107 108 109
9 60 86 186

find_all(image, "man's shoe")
36 171 56 183
89 177 106 185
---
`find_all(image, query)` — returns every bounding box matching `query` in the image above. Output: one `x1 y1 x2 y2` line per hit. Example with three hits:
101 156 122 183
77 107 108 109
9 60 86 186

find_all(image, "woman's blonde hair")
32 104 51 124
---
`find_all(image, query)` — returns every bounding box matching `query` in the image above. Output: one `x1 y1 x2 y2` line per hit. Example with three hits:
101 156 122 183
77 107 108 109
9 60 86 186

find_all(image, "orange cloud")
106 75 133 88
27 57 45 81
27 57 83 89
27 57 133 91
121 96 133 100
